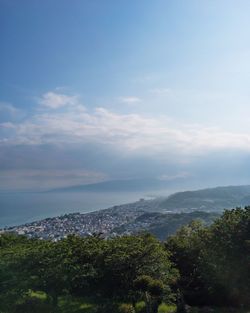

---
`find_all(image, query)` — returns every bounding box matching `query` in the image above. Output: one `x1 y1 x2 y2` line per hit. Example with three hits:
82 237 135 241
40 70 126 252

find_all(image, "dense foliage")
114 211 219 241
0 207 249 313
0 233 177 313
166 207 250 308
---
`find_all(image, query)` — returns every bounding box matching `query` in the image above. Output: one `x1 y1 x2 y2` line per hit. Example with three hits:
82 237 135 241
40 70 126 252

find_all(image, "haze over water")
0 191 159 228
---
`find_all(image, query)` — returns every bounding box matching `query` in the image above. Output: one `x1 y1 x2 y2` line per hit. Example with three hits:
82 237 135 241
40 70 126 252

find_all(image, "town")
2 199 161 240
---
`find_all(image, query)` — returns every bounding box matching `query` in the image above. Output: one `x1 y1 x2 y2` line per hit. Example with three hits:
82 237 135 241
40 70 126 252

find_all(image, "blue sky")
1 0 250 191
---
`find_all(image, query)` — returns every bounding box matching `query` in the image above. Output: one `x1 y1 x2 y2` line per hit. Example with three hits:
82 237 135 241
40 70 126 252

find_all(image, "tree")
165 220 210 306
134 275 164 313
205 207 250 306
21 239 70 307
65 233 177 310
166 207 250 308
0 234 39 311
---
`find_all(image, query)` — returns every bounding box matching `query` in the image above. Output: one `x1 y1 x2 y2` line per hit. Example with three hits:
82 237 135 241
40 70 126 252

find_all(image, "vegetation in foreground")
0 207 249 313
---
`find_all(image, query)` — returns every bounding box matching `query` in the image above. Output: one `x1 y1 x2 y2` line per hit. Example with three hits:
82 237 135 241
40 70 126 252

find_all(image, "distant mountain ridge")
48 178 183 192
49 182 250 213
159 185 250 212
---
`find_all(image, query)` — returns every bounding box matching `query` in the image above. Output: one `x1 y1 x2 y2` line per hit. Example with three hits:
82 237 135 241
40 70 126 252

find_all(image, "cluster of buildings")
3 199 161 241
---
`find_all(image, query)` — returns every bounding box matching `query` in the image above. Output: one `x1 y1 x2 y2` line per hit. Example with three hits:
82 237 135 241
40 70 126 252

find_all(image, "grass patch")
14 293 96 313
29 290 47 300
135 301 146 313
158 303 176 313
58 296 95 313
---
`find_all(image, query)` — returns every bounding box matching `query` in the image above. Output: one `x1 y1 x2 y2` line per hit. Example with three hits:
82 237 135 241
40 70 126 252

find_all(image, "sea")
0 191 161 229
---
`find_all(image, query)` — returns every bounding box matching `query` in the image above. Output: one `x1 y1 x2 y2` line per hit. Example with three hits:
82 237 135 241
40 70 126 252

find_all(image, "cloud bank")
1 91 250 156
1 91 250 190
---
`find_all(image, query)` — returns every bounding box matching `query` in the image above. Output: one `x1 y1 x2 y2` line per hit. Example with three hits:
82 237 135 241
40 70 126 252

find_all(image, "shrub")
158 303 177 313
119 303 135 313
135 301 146 313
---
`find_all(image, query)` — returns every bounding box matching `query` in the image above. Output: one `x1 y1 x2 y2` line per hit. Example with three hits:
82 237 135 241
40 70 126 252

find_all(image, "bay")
0 191 152 228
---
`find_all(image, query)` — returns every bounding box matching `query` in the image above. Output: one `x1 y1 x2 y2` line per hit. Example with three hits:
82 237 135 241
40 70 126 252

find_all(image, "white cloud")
2 91 250 159
39 91 79 109
119 96 141 104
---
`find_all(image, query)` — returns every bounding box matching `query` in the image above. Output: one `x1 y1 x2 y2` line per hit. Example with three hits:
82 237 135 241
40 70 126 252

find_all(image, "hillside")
159 185 250 212
49 184 250 213
113 211 219 240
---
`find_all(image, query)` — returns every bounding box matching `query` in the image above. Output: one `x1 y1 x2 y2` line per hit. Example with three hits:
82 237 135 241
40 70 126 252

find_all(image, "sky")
1 0 250 191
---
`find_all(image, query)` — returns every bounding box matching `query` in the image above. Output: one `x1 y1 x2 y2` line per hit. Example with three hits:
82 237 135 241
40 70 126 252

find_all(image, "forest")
0 207 249 313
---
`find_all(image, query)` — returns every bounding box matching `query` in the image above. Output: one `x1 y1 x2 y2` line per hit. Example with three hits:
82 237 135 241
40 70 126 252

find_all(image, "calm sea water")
0 191 155 228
